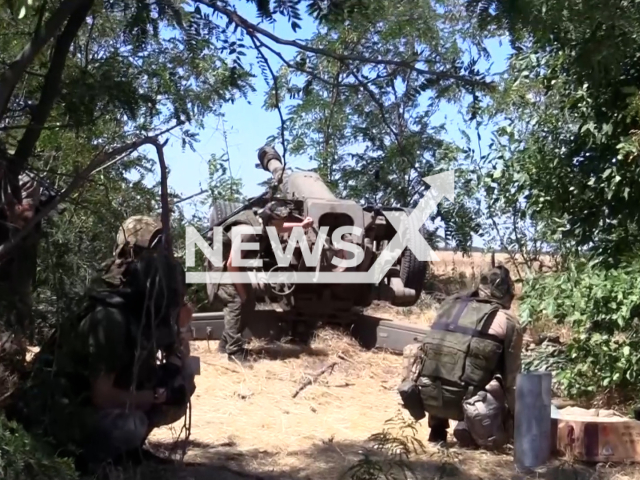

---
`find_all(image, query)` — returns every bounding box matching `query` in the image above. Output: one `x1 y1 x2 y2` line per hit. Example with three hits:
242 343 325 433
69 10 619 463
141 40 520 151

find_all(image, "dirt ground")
140 319 640 480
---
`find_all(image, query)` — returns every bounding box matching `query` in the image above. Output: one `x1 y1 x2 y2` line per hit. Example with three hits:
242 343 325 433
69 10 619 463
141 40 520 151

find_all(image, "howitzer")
206 145 429 320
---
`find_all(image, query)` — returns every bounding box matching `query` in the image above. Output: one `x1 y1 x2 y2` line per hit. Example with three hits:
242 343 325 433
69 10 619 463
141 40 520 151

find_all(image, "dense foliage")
0 414 77 480
468 0 640 402
469 0 640 264
263 0 491 250
520 260 640 398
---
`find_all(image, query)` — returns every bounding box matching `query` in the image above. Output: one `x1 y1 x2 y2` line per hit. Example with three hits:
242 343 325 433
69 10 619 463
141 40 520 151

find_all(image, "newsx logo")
185 171 454 284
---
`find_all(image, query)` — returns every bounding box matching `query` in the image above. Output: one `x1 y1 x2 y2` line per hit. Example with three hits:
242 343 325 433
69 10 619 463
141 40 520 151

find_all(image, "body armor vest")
417 296 504 421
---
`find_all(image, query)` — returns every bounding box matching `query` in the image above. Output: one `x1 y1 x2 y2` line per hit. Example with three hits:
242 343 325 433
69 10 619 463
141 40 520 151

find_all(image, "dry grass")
429 251 553 278
149 330 406 478
142 329 640 480
80 250 622 479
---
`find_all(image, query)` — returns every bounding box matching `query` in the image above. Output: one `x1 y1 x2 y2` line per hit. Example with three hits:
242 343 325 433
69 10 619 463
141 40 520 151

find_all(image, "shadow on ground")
250 343 329 361
129 438 638 480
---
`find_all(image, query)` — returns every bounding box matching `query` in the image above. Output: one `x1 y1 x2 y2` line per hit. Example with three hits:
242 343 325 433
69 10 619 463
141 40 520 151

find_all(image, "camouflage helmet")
114 215 163 258
477 265 515 309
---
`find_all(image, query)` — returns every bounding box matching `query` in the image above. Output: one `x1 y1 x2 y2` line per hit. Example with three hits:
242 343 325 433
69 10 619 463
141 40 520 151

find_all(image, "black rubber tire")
209 201 245 227
400 247 428 299
398 210 429 305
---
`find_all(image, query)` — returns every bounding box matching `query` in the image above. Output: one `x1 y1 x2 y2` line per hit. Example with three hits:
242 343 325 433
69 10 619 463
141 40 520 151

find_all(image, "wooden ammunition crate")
554 408 640 463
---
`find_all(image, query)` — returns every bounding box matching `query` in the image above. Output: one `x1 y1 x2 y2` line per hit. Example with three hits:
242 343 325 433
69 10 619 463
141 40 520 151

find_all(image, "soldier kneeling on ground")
12 216 195 470
398 266 524 450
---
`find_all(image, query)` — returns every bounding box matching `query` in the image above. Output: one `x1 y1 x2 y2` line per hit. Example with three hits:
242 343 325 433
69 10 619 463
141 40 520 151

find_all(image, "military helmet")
477 265 515 308
114 215 163 257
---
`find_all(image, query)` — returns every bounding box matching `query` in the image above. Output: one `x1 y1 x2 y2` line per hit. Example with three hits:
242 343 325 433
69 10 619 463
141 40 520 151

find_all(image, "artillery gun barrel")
258 146 288 186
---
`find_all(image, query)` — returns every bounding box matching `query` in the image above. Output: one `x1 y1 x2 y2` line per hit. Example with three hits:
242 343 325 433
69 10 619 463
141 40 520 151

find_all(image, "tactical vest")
417 296 504 421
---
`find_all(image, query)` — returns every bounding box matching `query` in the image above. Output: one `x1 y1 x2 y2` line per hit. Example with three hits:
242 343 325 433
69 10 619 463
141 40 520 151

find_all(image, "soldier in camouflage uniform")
17 216 196 469
398 266 523 448
102 215 196 399
207 189 312 363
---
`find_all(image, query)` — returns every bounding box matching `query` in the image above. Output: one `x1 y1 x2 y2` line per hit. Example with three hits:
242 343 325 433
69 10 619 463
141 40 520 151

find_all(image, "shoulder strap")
431 298 502 343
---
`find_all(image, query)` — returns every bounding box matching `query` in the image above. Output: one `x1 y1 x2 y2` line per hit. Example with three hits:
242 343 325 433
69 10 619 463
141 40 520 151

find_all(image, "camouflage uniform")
399 266 523 448
105 215 196 418
18 217 195 465
207 202 288 360
0 172 42 342
207 210 261 359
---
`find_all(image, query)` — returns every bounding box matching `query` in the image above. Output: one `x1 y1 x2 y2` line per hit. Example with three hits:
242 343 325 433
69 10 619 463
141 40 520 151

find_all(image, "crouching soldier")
102 215 197 395
398 266 523 450
14 217 196 469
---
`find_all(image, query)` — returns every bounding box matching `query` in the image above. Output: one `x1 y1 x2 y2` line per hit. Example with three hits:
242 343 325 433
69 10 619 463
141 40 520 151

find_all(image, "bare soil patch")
142 329 640 480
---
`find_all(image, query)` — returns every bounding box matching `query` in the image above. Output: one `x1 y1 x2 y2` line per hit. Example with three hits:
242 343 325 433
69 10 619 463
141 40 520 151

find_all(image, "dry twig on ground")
292 361 338 398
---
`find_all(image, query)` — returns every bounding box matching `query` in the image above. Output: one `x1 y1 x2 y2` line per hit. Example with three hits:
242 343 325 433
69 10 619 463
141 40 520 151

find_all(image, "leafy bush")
519 259 640 398
0 414 77 480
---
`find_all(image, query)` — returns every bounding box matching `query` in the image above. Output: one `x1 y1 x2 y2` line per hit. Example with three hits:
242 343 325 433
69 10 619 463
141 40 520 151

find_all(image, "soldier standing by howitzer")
14 216 196 470
398 265 523 450
206 145 313 364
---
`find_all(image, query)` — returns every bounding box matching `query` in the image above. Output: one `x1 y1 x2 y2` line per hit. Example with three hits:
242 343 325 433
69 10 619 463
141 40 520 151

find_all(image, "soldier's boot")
428 427 448 444
228 347 252 365
427 416 449 444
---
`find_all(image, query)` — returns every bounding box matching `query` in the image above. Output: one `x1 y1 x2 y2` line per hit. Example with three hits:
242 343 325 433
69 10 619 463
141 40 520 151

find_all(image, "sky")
143 4 514 246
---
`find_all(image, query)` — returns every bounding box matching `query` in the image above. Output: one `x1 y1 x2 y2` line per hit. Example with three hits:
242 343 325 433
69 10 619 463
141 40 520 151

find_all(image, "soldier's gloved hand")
164 383 188 406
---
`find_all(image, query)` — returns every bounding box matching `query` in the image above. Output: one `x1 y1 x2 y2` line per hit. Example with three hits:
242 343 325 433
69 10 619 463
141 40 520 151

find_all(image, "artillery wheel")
398 213 429 305
209 200 245 227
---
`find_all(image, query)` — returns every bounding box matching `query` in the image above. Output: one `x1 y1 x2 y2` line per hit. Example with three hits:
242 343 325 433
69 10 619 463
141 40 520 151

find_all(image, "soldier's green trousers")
217 283 255 355
74 367 196 464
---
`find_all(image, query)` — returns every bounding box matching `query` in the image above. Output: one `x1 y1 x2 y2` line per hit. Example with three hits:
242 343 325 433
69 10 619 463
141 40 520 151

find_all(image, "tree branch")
249 33 403 95
322 67 344 182
250 35 287 166
174 188 207 205
200 0 491 88
12 0 94 173
0 124 181 261
0 0 91 119
0 122 73 132
150 138 173 255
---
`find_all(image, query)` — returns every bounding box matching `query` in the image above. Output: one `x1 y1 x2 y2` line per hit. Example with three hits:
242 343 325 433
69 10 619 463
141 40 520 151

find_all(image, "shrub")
0 414 77 480
519 258 640 399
